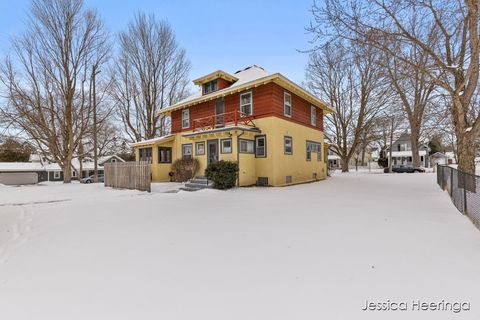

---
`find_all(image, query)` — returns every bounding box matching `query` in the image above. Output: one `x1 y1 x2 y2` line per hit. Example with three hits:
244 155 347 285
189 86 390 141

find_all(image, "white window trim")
284 92 292 117
54 171 61 179
221 139 232 154
240 91 253 116
311 106 317 126
239 139 254 154
182 109 190 129
255 136 266 158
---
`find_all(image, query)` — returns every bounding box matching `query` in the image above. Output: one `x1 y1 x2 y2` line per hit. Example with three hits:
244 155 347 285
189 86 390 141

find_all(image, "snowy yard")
1 173 480 319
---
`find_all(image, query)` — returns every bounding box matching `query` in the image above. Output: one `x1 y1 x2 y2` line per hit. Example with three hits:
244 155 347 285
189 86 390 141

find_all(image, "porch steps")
180 176 214 192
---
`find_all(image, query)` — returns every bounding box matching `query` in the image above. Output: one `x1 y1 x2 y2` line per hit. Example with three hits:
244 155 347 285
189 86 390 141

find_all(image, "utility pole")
91 66 101 183
389 115 394 173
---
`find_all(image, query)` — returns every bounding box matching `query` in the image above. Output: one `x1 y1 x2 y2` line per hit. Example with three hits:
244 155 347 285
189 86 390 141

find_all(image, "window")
204 80 218 94
311 106 317 126
306 141 321 161
182 109 190 129
158 147 172 163
139 147 152 163
196 142 205 155
182 144 193 159
284 92 292 117
240 92 253 116
255 135 266 157
54 171 61 179
221 139 232 154
284 136 293 155
72 170 77 177
239 139 254 154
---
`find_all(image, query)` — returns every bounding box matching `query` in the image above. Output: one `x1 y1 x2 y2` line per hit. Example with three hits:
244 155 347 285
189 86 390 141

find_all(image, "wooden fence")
104 161 151 192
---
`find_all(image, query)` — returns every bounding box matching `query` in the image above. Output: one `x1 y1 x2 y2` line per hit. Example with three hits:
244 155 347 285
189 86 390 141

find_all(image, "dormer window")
204 80 218 94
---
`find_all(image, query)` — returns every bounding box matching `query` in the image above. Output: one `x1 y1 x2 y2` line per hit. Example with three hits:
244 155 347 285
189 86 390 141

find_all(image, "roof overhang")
159 73 334 116
192 70 238 85
130 135 175 148
183 126 261 138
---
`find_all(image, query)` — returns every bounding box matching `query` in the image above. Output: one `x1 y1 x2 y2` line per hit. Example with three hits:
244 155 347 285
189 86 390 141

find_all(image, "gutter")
236 130 245 187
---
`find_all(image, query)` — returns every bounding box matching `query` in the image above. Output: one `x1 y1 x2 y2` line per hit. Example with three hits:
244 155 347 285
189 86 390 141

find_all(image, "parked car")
387 165 425 173
80 174 104 183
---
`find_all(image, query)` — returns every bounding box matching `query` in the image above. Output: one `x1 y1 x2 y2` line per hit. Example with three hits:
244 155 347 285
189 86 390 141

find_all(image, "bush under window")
171 158 199 182
205 160 239 190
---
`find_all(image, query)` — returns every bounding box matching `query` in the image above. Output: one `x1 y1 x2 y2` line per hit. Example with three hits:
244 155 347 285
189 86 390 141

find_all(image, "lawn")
1 173 480 319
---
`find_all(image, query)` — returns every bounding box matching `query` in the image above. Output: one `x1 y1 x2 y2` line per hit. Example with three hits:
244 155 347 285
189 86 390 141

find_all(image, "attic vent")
286 176 292 184
257 177 269 186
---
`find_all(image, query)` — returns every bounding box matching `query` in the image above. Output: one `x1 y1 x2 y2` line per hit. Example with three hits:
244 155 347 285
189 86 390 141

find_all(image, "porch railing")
192 110 256 132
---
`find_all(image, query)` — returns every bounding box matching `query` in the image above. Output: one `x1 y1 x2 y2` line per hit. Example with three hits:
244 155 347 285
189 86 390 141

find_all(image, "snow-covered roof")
130 134 175 147
430 152 448 159
1 154 125 173
0 162 45 172
158 65 333 115
390 150 427 157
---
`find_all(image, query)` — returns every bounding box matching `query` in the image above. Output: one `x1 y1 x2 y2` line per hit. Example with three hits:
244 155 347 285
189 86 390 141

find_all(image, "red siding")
171 82 324 133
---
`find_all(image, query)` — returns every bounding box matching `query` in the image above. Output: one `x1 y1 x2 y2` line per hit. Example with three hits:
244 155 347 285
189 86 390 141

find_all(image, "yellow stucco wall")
135 116 327 186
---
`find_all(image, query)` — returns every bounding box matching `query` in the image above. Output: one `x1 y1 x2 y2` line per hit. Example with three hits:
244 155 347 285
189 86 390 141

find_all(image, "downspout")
237 130 245 187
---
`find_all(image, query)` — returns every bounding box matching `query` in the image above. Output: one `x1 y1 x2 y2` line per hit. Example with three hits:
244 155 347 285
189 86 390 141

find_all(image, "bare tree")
111 13 191 142
0 0 108 182
306 40 388 172
312 0 480 174
383 42 436 167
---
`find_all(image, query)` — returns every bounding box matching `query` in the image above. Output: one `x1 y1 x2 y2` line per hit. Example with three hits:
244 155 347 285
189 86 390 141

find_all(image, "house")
385 133 430 167
131 65 333 186
0 154 125 185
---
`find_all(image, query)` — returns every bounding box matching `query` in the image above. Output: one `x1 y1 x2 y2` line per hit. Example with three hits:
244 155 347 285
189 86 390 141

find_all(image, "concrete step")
189 176 213 186
179 186 202 192
185 182 213 189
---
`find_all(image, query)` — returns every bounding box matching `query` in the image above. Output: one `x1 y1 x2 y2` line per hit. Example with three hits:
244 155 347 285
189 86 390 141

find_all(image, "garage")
0 172 38 185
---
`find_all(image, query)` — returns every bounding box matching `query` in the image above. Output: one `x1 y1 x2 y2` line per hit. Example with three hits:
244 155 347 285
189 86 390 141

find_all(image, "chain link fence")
437 165 480 229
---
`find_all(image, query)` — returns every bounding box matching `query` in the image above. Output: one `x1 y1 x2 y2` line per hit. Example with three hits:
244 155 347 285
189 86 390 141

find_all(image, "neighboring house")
430 152 449 166
131 65 333 186
385 133 430 167
0 154 125 185
327 148 341 169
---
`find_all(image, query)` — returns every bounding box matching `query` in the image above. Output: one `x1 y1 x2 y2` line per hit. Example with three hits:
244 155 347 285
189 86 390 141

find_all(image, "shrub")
205 160 239 190
378 157 388 168
171 158 200 182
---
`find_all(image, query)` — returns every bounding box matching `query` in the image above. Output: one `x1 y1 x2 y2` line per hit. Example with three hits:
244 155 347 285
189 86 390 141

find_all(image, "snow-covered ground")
1 174 480 319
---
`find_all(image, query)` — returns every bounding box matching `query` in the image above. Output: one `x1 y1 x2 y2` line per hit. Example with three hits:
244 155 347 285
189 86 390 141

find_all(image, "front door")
215 98 225 128
207 139 219 164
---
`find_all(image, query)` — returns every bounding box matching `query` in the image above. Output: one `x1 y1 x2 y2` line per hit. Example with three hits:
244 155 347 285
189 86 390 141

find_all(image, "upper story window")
311 106 317 126
284 92 292 117
240 92 253 116
204 80 218 94
182 109 190 129
397 142 411 152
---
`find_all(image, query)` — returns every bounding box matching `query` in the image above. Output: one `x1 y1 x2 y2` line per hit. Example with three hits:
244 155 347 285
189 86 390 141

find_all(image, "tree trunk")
63 164 71 184
457 135 476 174
410 134 421 167
341 157 350 172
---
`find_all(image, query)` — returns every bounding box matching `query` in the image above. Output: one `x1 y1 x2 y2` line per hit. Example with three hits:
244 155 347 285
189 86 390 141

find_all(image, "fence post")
464 177 468 215
450 167 453 197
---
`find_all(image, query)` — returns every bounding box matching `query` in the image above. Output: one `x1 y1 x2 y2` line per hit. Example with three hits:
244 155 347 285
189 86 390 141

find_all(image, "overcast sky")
0 0 317 85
